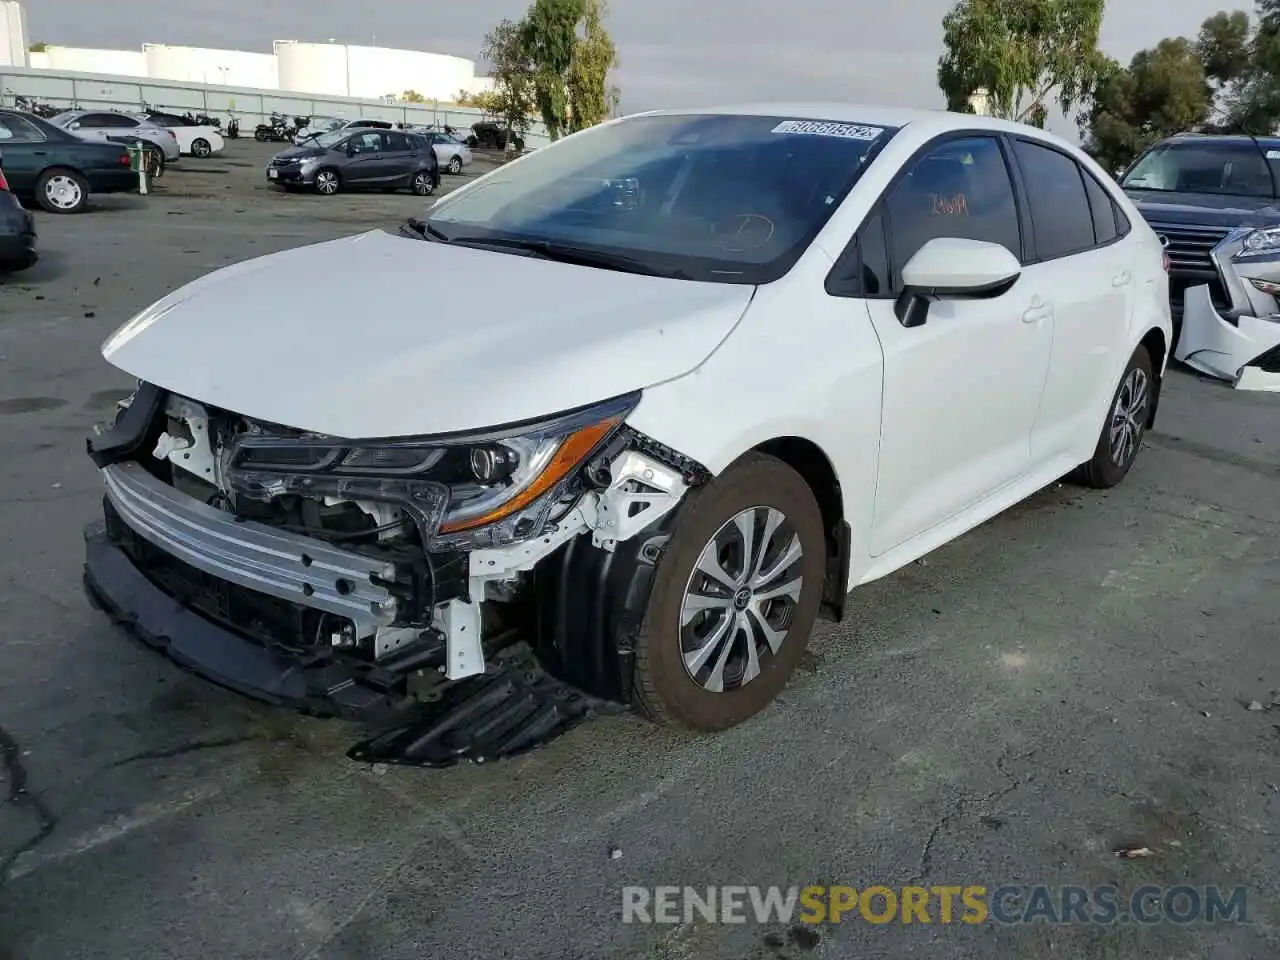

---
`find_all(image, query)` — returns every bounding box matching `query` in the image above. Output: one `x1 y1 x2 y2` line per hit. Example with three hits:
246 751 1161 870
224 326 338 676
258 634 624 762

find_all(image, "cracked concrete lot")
1 141 1279 960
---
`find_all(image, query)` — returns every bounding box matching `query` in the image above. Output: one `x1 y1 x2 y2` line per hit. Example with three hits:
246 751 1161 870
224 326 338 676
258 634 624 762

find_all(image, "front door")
343 131 389 184
862 134 1055 555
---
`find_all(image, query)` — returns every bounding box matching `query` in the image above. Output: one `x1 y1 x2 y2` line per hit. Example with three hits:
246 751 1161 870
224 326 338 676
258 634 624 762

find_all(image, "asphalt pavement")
0 140 1277 960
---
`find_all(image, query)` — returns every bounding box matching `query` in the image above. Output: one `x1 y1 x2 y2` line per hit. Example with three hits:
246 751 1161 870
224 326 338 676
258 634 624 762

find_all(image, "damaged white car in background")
83 104 1172 767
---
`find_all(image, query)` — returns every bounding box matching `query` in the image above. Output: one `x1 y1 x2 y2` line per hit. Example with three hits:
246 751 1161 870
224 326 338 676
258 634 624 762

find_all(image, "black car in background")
468 120 524 152
0 150 37 271
0 109 136 213
266 128 439 196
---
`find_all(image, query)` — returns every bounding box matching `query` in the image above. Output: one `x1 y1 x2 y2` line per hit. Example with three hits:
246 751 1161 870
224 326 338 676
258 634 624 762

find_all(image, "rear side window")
385 132 410 151
1081 170 1118 245
1013 139 1095 260
0 114 45 141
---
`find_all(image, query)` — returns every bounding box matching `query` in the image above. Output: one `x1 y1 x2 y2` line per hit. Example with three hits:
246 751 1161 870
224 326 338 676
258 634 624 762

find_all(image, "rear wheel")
411 170 435 196
631 453 826 731
446 155 462 175
1070 344 1154 488
36 167 89 213
191 137 212 158
314 168 341 195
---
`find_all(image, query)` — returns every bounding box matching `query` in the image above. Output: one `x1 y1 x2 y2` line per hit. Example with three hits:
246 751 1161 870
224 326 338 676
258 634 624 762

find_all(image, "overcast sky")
27 0 1252 125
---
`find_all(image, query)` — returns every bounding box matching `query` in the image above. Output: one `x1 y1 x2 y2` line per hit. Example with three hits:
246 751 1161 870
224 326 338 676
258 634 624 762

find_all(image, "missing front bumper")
1175 284 1280 390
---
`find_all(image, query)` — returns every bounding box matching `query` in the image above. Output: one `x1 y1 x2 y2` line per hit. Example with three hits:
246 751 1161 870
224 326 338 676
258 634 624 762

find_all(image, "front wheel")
446 155 462 175
1070 344 1155 488
191 137 212 158
630 453 827 731
254 128 268 142
36 167 89 214
313 168 341 195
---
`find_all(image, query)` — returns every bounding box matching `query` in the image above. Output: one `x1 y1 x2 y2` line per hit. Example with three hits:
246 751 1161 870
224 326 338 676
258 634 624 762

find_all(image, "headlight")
1237 227 1280 257
225 392 639 550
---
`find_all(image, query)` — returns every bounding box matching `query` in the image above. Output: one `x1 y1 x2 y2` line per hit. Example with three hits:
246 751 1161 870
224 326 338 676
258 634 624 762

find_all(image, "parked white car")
50 110 180 162
84 104 1171 758
423 130 473 174
145 120 224 158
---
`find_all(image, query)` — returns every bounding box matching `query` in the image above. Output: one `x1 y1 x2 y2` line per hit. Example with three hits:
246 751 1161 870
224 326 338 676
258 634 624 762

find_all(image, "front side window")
1122 141 1274 197
425 113 897 284
1013 139 1095 260
350 132 383 153
884 135 1021 282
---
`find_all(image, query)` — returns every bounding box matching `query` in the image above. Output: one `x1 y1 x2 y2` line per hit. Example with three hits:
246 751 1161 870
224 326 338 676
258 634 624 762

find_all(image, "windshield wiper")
443 236 690 279
400 218 452 242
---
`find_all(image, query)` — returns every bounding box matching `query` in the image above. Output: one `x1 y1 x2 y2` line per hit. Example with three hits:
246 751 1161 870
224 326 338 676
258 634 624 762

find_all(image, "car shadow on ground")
2 249 67 283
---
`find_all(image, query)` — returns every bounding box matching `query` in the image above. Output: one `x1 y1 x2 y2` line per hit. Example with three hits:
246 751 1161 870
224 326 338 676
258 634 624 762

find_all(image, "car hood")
101 229 755 438
275 145 324 160
1125 189 1280 228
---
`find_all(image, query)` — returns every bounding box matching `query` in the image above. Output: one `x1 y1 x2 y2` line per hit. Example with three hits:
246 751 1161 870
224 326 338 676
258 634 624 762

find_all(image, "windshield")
1122 141 1276 197
309 130 348 149
426 113 895 283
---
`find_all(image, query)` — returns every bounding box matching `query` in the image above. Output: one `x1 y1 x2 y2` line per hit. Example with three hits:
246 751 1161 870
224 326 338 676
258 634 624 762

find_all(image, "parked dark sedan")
0 151 36 271
0 109 136 213
266 128 439 196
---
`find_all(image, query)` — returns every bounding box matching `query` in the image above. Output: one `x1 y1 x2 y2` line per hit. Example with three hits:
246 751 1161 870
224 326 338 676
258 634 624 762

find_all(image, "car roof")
630 102 1081 149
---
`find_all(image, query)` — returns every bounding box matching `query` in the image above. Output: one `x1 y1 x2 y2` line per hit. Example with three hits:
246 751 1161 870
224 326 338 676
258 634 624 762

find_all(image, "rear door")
72 112 137 143
1008 137 1136 461
381 131 417 182
0 113 49 191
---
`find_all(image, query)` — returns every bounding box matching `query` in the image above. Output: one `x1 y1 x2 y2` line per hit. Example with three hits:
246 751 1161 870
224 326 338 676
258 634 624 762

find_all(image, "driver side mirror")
894 237 1021 328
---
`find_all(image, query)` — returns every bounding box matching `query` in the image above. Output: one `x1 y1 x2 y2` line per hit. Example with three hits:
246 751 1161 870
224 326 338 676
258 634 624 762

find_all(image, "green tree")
1079 39 1212 173
566 0 618 132
400 89 426 103
480 18 536 148
1198 2 1280 134
520 0 585 140
937 0 1107 122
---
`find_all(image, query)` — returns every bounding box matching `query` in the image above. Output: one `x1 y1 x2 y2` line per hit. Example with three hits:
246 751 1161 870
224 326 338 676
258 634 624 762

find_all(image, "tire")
254 128 268 142
1070 344 1155 489
630 452 826 731
446 155 462 175
313 168 341 196
411 170 435 196
145 147 164 180
191 137 212 158
35 167 89 214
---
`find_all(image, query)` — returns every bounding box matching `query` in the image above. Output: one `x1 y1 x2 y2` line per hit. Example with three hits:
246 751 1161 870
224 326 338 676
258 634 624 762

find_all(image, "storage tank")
275 40 479 101
41 45 147 76
143 44 278 88
0 0 28 68
275 40 351 97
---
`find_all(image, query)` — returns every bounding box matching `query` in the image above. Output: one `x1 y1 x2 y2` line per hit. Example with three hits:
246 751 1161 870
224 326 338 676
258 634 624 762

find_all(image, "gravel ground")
0 138 1278 960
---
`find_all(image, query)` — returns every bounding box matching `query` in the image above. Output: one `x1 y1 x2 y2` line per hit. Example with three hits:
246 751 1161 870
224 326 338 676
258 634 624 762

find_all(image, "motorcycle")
253 112 294 142
225 114 240 139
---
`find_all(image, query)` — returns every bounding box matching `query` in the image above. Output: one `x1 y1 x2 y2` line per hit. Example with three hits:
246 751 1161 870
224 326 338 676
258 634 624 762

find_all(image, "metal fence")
0 65 551 146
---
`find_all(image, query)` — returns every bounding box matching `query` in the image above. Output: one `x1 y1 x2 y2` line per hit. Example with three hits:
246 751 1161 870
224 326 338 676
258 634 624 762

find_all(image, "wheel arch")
1138 326 1167 429
749 436 850 623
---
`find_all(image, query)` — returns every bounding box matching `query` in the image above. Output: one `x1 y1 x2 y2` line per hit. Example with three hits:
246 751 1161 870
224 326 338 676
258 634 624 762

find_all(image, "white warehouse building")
1 2 492 101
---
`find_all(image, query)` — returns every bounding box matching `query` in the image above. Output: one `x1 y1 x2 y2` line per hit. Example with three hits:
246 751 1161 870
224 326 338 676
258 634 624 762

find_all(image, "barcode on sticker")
771 120 881 140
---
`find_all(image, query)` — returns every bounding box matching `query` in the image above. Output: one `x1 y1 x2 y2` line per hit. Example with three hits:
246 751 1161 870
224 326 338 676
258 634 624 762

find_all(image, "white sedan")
85 104 1172 743
143 120 224 158
422 130 473 174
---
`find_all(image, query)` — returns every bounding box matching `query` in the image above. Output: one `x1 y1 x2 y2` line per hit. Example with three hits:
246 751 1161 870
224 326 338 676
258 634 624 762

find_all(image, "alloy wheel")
316 171 338 195
1109 367 1149 466
447 156 462 174
679 506 805 693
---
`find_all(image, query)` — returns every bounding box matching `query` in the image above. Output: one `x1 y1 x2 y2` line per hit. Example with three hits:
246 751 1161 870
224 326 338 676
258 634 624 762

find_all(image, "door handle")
1022 297 1052 323
1112 271 1131 287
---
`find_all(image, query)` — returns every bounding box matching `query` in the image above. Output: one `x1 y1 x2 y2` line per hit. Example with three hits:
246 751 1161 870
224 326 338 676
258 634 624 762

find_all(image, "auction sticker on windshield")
772 119 882 139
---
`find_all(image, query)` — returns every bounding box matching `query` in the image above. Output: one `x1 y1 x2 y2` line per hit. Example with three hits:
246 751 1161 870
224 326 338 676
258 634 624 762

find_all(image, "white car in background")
84 104 1172 762
423 130 473 174
140 119 224 158
50 110 181 163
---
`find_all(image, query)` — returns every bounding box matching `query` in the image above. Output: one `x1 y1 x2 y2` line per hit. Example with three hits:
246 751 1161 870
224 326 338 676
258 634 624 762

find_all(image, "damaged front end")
1173 226 1280 391
82 382 709 765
